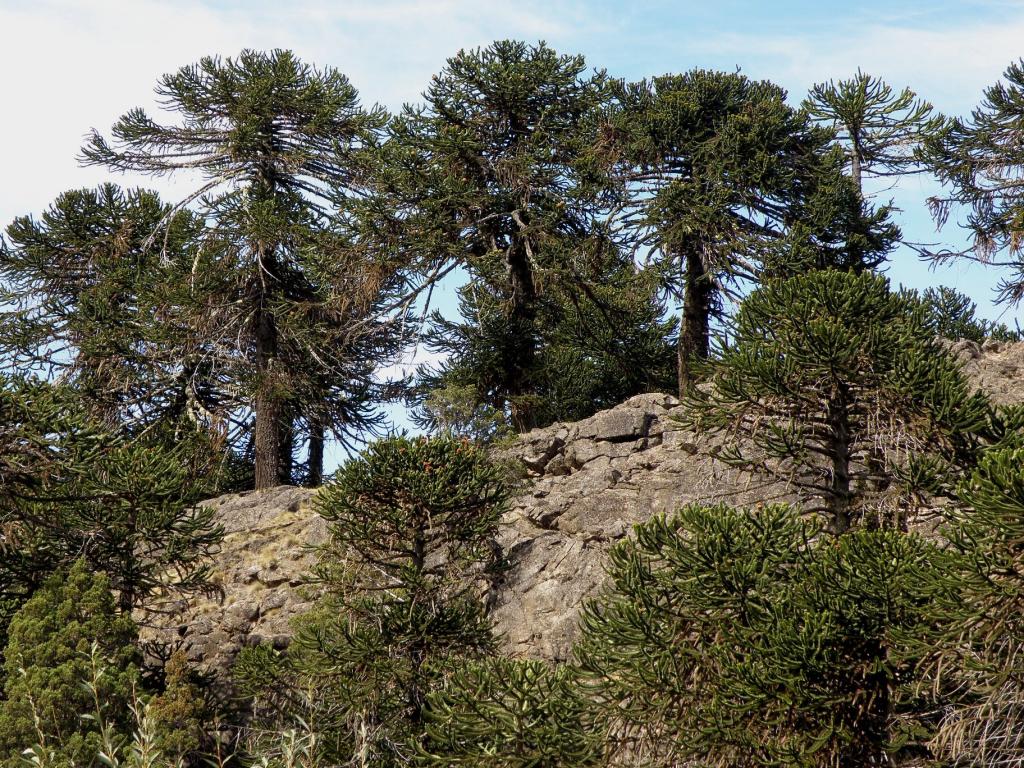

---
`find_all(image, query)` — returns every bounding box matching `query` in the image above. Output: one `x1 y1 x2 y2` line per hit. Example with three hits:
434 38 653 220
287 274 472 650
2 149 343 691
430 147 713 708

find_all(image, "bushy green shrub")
0 560 139 768
576 503 950 767
236 435 509 766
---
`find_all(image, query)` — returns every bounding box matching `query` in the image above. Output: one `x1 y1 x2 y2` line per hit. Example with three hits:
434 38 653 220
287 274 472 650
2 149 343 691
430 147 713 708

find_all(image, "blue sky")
2 0 1024 452
3 0 1022 321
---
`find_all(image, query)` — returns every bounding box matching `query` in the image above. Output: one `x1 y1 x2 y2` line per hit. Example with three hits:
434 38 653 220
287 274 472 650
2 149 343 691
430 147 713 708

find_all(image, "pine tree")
681 269 991 533
82 49 403 488
805 70 942 194
419 658 604 767
921 59 1024 306
0 560 139 768
575 503 949 767
927 435 1024 765
604 70 898 395
372 40 617 430
416 260 676 431
234 435 508 765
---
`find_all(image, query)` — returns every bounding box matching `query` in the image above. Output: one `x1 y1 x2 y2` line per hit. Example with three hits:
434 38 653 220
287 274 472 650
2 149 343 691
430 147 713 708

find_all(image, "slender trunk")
849 127 864 196
825 387 853 533
678 246 712 397
506 240 539 432
408 522 427 728
278 410 294 485
307 416 324 488
850 146 862 195
253 307 281 491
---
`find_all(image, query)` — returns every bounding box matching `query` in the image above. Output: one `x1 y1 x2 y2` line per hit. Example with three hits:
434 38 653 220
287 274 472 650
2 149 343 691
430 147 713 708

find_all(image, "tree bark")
850 129 864 195
505 240 539 432
307 416 325 488
678 246 713 397
825 387 853 533
278 410 294 485
253 307 281 491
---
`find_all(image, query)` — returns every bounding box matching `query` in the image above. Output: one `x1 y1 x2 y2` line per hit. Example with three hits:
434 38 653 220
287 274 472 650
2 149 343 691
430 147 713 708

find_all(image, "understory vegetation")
6 41 1024 766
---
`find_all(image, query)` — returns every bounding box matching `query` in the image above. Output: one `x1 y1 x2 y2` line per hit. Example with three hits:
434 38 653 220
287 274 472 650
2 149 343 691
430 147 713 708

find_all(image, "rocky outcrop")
144 342 1024 675
141 486 323 678
488 393 790 660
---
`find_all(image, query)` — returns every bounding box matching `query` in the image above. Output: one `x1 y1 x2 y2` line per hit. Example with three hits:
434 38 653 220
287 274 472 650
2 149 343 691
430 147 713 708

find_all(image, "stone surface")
142 343 1024 674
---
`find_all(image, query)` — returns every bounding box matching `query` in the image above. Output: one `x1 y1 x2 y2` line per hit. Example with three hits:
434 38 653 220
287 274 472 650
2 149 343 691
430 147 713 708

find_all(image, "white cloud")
0 0 573 227
689 16 1024 115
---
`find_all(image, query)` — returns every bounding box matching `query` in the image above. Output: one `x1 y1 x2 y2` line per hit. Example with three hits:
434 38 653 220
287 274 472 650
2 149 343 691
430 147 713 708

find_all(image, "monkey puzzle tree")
234 435 508 765
419 658 605 767
82 48 401 488
0 184 206 430
927 435 1024 765
0 376 221 656
575 503 950 767
805 70 942 195
373 40 618 430
416 258 676 430
681 270 991 533
604 70 896 395
921 59 1024 307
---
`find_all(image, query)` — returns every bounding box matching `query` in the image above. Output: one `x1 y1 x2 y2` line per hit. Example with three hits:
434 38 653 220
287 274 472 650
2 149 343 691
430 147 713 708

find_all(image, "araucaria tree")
0 376 221 649
377 40 618 430
805 69 942 194
928 437 1024 765
922 59 1024 306
234 435 508 765
576 503 950 767
0 185 203 430
682 269 990 532
604 70 896 394
83 49 402 489
416 260 676 430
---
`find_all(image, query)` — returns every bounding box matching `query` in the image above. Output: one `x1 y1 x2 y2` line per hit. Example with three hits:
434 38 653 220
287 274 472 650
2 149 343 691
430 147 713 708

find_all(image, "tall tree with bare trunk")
83 49 403 488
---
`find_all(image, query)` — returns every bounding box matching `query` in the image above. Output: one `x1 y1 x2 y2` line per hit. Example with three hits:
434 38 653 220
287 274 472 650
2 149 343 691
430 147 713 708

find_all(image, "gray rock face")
141 486 323 679
489 393 790 660
143 343 1024 674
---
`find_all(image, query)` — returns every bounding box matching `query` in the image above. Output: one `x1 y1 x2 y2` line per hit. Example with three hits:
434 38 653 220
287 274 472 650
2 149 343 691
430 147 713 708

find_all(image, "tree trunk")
253 308 281 491
307 416 325 488
850 129 864 196
505 241 539 432
278 410 294 485
678 247 713 398
825 387 853 533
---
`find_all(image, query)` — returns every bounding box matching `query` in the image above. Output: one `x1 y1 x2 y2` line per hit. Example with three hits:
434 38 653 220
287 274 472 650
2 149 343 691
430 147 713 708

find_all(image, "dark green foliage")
0 560 139 768
575 503 948 767
921 59 1024 306
417 262 676 431
83 48 404 488
604 69 897 394
927 442 1024 764
0 375 221 660
235 435 508 765
374 40 617 430
419 658 604 766
805 70 942 192
0 185 205 430
916 285 1022 342
682 270 991 532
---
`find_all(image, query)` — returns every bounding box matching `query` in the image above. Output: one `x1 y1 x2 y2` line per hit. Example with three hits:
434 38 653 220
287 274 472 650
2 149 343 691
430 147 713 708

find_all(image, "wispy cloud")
0 0 575 226
687 15 1024 114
